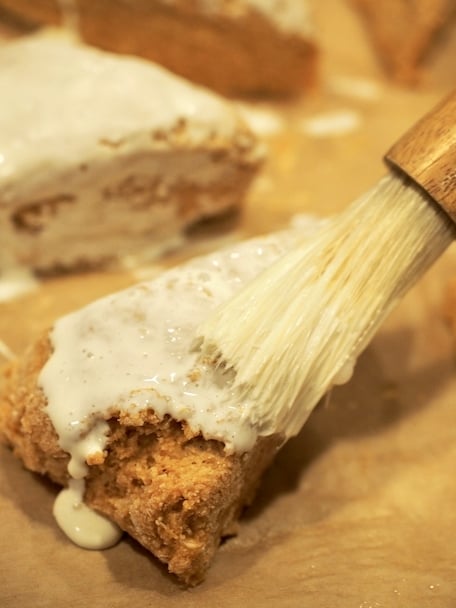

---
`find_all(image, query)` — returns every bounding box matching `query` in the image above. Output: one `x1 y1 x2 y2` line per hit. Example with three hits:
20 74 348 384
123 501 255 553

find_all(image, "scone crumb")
86 451 106 466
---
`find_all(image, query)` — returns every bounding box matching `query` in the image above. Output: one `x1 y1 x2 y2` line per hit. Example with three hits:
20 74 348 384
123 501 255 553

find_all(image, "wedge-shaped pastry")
0 0 318 96
350 0 455 83
0 218 321 584
0 33 261 274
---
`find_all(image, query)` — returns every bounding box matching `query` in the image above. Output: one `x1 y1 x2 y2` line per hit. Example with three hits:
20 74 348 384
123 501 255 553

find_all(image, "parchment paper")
1 1 455 606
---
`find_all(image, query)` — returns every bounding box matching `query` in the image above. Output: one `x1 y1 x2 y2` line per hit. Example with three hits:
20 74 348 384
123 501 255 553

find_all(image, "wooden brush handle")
385 90 456 221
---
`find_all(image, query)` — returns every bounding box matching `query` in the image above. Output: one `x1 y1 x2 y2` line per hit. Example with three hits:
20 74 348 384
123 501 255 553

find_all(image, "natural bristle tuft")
196 172 455 440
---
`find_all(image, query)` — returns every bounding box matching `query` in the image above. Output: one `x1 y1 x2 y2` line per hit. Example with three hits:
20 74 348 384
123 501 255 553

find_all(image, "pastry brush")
195 90 456 442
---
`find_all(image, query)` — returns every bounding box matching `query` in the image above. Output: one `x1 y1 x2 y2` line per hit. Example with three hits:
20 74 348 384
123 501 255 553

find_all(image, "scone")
0 33 262 274
0 218 321 585
0 0 318 96
350 0 455 83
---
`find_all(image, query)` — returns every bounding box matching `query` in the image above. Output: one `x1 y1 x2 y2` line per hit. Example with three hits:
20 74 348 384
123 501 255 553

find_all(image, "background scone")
443 277 456 338
350 0 456 83
0 33 262 274
0 0 318 97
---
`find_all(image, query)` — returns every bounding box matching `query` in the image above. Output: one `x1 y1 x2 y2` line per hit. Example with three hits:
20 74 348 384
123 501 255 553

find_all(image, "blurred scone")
0 0 318 96
351 0 455 83
0 32 262 274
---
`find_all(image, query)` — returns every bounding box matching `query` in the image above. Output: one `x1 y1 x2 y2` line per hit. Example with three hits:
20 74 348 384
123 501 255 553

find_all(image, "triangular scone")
350 0 455 83
0 33 262 274
0 0 317 96
1 339 282 585
0 219 321 585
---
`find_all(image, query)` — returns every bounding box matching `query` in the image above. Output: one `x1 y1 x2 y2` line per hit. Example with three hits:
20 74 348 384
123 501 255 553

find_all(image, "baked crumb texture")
0 0 317 96
0 334 281 585
351 0 455 84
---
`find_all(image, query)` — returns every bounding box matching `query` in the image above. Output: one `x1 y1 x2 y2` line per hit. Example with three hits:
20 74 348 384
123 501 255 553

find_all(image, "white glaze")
0 33 245 202
40 218 322 464
53 479 122 549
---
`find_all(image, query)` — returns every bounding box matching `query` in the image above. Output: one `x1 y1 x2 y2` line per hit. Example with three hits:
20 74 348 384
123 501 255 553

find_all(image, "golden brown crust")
350 0 455 84
0 335 67 482
0 0 317 96
0 333 281 585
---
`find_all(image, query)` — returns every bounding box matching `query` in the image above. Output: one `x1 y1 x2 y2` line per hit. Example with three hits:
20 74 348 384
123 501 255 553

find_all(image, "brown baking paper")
1 1 456 606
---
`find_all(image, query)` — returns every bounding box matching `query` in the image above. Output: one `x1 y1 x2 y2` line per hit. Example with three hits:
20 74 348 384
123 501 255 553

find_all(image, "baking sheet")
1 1 456 606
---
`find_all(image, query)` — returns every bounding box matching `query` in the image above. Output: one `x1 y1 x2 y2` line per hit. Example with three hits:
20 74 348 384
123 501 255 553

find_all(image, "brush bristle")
196 172 455 440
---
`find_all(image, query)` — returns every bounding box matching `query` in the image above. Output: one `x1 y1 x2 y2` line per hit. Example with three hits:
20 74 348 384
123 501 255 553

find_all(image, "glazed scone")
0 33 262 274
0 218 321 585
350 0 455 83
0 0 318 97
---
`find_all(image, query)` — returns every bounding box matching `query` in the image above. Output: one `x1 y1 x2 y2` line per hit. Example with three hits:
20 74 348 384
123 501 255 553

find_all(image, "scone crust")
0 333 281 585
